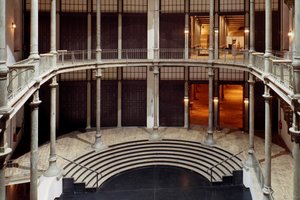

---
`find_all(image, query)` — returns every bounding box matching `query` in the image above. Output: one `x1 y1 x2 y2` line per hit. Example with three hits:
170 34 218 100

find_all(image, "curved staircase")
62 139 243 188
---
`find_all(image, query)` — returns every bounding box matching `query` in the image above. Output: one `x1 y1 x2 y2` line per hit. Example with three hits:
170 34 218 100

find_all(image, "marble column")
44 77 61 177
96 0 101 61
262 85 273 200
30 0 39 59
30 91 41 200
209 0 214 61
289 111 300 200
117 68 122 127
245 74 256 167
293 0 300 96
92 69 106 150
50 0 56 54
184 66 189 129
150 66 160 140
86 70 92 129
249 0 255 66
118 0 122 59
154 0 159 59
204 67 215 146
264 0 272 73
184 0 189 59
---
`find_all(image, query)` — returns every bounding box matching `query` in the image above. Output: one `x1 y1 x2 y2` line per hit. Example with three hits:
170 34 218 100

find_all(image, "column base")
149 128 161 141
92 141 107 151
203 133 216 146
44 160 62 177
244 150 258 168
262 186 273 200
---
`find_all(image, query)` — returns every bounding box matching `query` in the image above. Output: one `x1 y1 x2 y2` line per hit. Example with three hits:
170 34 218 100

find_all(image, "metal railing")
270 59 293 89
57 154 102 189
207 150 243 182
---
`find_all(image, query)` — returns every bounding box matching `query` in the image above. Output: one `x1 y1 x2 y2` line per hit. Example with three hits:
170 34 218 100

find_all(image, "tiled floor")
6 126 294 200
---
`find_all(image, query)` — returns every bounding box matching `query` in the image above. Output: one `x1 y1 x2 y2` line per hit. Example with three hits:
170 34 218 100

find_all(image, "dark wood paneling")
91 80 118 127
159 81 184 126
255 11 281 52
122 81 147 126
59 81 87 132
122 13 147 49
92 13 118 50
160 14 185 49
60 13 87 50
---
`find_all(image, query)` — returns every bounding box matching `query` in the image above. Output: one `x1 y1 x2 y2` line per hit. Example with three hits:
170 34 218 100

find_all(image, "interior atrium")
0 0 300 199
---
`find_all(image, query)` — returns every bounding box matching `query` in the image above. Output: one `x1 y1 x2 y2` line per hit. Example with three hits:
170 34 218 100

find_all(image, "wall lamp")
244 28 249 33
288 31 293 37
184 29 189 34
12 22 16 29
184 97 189 103
244 98 249 104
213 97 219 103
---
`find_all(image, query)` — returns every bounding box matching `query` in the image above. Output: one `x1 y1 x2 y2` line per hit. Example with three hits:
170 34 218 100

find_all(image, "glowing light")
213 97 219 103
12 22 16 29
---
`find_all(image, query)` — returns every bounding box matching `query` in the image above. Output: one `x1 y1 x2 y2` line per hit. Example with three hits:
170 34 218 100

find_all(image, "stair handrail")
56 154 102 189
207 150 244 182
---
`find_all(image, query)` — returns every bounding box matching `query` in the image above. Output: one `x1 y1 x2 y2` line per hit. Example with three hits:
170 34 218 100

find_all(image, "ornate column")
184 0 189 59
209 0 214 61
262 84 273 199
30 0 39 59
50 0 56 55
249 0 255 66
264 0 272 73
154 0 159 59
118 0 122 59
0 1 12 199
214 1 219 59
92 69 106 150
86 0 92 129
96 0 101 61
117 67 122 127
30 91 41 200
150 66 160 140
245 74 256 167
244 0 250 60
44 77 61 177
204 67 216 146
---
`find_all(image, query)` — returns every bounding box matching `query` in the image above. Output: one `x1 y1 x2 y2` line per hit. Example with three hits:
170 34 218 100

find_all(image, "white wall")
38 176 63 200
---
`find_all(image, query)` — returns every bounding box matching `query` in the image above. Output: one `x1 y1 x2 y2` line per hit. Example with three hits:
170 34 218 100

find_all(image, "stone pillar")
244 0 250 56
214 5 219 60
96 0 101 61
50 0 56 54
44 77 61 177
30 0 39 59
117 68 122 127
262 84 273 199
249 0 255 66
150 66 160 140
92 69 106 150
30 91 42 200
245 74 256 167
213 69 219 130
154 0 159 59
209 0 214 61
204 67 216 146
86 70 92 129
184 66 189 128
289 110 300 200
264 0 272 73
184 0 189 59
87 0 92 59
293 0 300 96
118 0 122 59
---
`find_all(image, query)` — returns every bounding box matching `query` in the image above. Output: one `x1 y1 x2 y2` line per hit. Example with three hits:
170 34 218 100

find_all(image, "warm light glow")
288 31 293 37
12 22 16 29
184 29 189 34
214 29 219 33
244 98 249 104
213 97 219 103
244 28 249 33
184 97 189 103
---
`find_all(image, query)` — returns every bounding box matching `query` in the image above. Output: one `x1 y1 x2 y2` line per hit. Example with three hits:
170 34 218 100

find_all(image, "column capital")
49 81 58 88
95 68 102 78
153 66 159 75
30 98 42 108
262 93 272 100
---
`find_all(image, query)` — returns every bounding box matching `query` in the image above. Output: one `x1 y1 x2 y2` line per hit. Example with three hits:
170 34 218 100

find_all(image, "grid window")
123 67 147 80
60 70 87 81
190 0 210 13
219 68 244 81
220 0 244 12
92 0 118 13
161 0 184 13
123 0 147 13
26 0 51 12
255 0 279 11
160 67 184 80
189 67 208 81
61 0 87 13
92 68 118 80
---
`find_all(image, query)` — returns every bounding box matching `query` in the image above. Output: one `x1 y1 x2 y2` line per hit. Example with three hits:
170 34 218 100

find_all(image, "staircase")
62 139 243 188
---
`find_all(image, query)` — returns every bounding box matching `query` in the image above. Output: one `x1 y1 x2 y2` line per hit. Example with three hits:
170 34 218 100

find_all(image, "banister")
56 154 102 189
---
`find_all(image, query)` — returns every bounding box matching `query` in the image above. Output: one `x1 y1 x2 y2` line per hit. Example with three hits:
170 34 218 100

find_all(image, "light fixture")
12 22 16 29
184 97 189 103
244 28 249 33
288 31 293 37
184 29 189 34
214 29 219 33
244 98 249 104
213 97 219 103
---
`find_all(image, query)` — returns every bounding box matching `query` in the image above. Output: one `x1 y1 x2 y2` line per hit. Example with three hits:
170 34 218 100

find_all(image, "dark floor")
60 166 252 200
